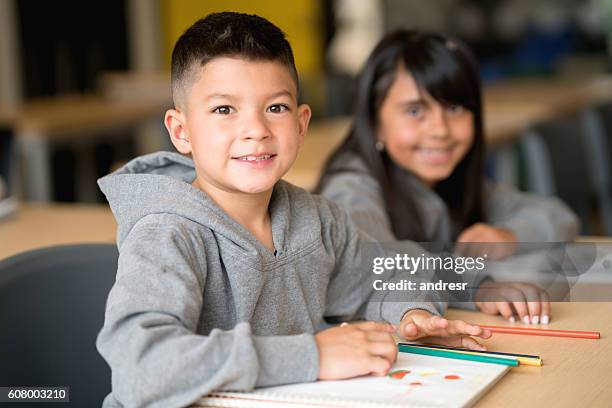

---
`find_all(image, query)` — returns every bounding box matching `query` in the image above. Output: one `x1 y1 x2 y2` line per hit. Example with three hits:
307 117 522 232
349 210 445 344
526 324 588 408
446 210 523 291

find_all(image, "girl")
317 30 579 324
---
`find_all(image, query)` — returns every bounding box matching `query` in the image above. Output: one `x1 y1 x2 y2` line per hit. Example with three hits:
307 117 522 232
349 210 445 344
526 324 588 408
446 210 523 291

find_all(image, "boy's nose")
241 113 271 141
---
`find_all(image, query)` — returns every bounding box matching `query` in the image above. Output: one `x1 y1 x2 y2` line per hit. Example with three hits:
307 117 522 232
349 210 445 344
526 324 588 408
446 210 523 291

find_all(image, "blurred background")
2 0 612 259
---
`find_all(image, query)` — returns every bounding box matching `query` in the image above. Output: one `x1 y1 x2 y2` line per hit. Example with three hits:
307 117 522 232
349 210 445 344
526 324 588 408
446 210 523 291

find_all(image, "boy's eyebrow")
204 90 295 102
205 93 236 101
267 90 294 99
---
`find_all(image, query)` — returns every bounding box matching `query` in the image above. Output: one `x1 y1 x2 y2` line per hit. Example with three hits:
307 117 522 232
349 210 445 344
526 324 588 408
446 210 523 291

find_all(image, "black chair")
0 244 118 407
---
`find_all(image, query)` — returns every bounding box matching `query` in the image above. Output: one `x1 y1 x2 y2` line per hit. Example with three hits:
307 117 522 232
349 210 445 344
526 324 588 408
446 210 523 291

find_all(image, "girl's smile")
376 64 474 187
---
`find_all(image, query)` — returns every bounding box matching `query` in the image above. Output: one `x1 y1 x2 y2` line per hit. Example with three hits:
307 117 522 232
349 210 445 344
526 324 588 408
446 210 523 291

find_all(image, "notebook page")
196 352 510 408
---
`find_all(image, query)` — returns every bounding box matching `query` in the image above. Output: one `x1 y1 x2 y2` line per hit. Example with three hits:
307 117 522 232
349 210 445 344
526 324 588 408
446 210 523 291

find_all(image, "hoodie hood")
98 151 295 254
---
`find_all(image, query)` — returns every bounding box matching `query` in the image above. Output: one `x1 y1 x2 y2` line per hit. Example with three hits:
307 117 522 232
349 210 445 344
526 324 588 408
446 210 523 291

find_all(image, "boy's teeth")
240 154 271 161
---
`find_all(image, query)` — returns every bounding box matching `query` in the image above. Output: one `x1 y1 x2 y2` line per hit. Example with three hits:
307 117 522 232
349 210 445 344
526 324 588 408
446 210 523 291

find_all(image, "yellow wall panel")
161 0 323 78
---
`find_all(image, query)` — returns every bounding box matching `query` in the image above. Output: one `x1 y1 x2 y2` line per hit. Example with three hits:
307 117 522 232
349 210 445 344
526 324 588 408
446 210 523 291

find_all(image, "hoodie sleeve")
484 181 580 242
320 172 488 312
319 200 446 324
97 219 319 408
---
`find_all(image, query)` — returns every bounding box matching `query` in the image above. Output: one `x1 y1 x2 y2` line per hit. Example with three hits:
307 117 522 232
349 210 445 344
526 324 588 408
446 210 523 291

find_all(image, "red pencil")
481 325 600 339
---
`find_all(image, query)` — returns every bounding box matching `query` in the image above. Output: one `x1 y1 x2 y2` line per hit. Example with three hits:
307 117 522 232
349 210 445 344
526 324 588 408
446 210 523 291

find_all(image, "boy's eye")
267 104 289 114
212 106 234 115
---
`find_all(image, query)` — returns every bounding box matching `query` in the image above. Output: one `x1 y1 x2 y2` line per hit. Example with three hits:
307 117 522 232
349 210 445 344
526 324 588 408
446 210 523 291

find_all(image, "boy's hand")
474 280 551 324
456 223 517 260
399 309 491 351
315 321 397 380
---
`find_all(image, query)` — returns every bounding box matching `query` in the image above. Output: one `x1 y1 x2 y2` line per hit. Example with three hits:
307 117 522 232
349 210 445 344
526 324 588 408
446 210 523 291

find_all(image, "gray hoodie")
321 152 580 243
96 151 443 408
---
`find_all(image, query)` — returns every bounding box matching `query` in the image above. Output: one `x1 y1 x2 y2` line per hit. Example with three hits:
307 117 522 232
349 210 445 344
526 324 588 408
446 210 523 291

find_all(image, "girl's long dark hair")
316 30 485 242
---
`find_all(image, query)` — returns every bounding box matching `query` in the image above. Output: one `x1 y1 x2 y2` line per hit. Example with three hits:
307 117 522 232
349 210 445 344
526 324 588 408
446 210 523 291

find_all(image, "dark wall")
17 0 128 98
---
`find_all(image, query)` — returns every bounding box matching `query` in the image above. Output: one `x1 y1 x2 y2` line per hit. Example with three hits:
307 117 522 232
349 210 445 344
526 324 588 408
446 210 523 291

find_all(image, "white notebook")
196 352 510 408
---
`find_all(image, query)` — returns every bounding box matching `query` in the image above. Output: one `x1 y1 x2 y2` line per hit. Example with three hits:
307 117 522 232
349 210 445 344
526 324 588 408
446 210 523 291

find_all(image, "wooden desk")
483 76 612 114
1 93 170 202
192 303 611 407
483 103 557 146
447 302 612 407
0 203 116 260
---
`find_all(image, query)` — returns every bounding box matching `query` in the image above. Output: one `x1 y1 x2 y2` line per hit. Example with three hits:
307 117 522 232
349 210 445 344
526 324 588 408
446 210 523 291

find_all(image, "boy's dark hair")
171 12 299 108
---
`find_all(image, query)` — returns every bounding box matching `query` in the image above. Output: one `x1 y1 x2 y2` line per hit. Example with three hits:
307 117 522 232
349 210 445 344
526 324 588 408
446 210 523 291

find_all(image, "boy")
97 12 491 408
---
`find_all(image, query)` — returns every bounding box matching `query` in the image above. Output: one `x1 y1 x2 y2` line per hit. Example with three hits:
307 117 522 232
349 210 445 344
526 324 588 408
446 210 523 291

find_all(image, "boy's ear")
164 108 192 154
297 104 312 147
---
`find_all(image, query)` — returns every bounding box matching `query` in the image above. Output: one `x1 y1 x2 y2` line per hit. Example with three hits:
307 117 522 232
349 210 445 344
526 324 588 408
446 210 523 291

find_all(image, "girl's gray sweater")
320 153 580 243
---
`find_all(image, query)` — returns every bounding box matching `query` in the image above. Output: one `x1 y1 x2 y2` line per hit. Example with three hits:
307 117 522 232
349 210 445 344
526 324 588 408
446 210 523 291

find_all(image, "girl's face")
376 66 474 187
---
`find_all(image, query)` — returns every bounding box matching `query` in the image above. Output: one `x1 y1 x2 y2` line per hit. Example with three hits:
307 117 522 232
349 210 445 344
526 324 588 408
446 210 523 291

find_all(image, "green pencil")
398 344 519 366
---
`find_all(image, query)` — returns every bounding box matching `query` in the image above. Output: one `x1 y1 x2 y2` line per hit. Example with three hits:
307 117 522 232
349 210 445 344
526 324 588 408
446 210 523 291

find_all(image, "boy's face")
167 57 311 195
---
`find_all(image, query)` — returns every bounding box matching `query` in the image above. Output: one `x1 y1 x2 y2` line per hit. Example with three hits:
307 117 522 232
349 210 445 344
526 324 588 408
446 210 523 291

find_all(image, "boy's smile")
166 57 311 197
232 152 277 168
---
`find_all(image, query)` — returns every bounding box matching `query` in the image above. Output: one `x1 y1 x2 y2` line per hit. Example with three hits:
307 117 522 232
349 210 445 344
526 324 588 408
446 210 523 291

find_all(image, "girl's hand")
315 321 397 380
456 223 517 260
474 280 551 324
399 309 492 350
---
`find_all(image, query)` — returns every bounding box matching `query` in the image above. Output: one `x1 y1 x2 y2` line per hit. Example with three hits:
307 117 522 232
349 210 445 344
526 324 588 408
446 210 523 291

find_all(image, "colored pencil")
398 344 519 366
400 343 542 367
402 342 540 359
480 325 600 339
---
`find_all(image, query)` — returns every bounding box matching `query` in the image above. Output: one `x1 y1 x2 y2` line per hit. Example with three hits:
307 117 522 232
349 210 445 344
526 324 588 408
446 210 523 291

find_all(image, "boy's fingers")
427 315 449 331
446 320 481 336
408 315 447 337
466 323 491 338
419 335 487 351
401 322 419 339
367 356 392 376
353 321 395 332
366 330 396 344
436 316 450 329
367 341 398 363
460 336 487 351
480 328 492 339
